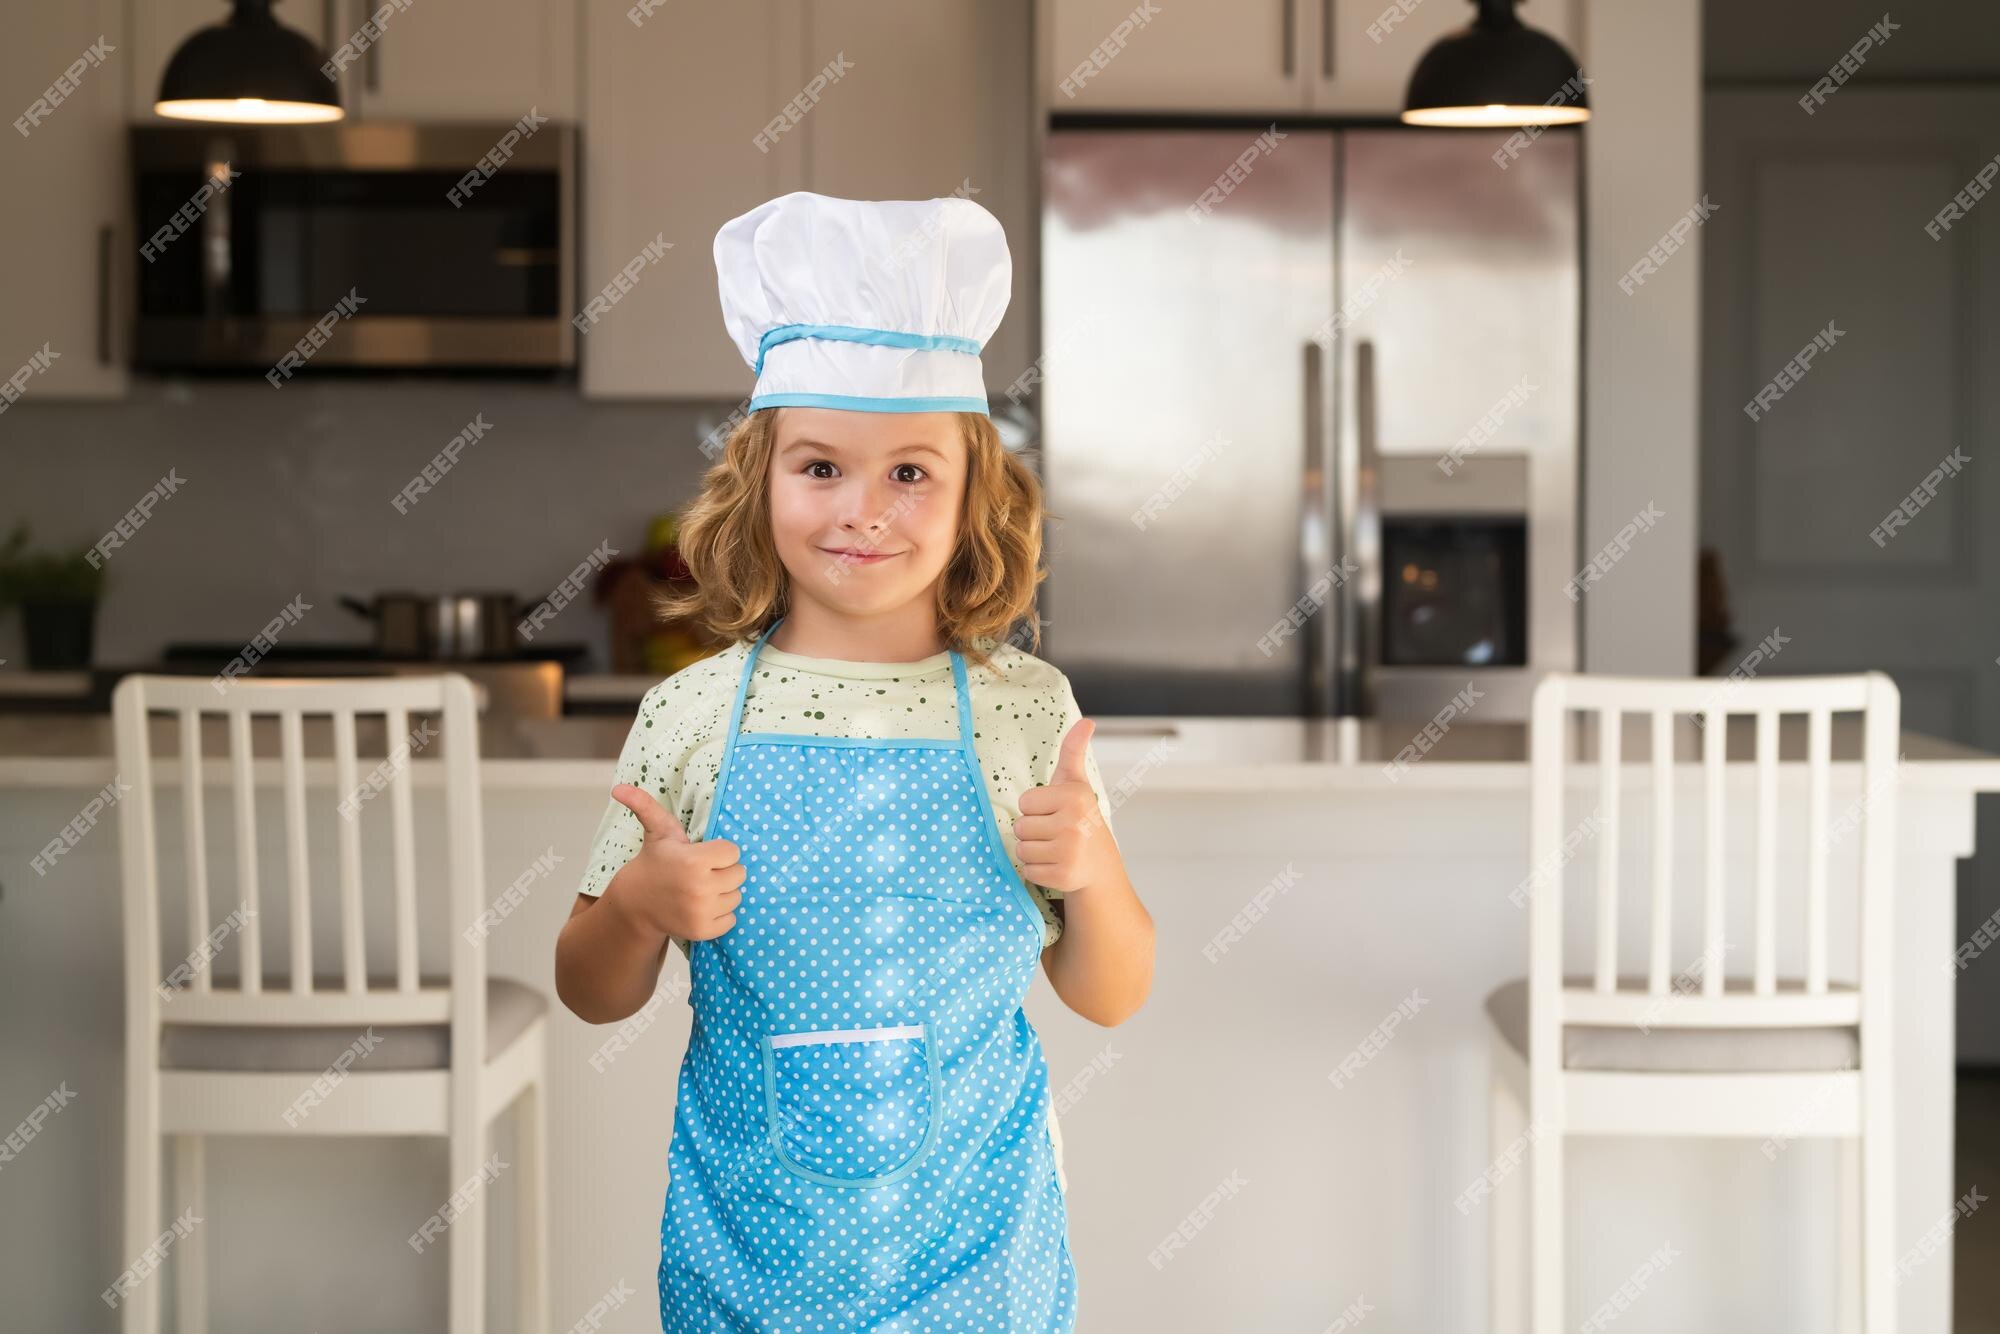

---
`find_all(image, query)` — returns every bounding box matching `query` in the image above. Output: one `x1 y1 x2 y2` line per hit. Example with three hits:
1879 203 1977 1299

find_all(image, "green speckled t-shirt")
575 634 1117 961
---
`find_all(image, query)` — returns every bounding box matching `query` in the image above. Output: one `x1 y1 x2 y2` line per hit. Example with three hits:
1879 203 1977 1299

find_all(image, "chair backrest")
113 673 486 1037
1526 671 1898 1038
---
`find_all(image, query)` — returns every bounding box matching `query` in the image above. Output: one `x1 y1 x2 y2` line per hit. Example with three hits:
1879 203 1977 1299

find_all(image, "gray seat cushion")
159 975 546 1072
1484 976 1859 1073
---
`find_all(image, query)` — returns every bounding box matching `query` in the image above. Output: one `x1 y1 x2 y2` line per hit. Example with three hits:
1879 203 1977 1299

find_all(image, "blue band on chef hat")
747 391 991 413
753 323 984 376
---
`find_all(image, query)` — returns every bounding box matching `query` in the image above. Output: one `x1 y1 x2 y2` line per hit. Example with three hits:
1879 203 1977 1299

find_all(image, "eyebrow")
778 438 948 462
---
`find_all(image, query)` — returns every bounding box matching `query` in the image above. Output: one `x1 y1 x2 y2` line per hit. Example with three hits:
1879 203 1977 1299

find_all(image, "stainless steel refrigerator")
1038 123 1581 720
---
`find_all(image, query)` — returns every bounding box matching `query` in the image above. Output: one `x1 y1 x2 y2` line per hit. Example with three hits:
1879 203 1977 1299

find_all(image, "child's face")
767 407 966 619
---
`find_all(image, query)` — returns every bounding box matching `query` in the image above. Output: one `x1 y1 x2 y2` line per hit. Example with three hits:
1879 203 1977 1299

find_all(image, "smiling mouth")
820 547 902 564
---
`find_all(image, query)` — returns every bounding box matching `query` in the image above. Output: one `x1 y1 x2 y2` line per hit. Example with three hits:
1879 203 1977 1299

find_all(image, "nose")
834 475 898 539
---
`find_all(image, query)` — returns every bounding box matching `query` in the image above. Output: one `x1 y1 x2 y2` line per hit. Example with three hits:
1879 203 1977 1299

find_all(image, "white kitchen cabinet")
0 0 128 401
578 1 799 399
790 0 1036 396
1045 0 1580 115
580 1 1034 400
1045 0 1303 112
130 0 572 124
328 0 576 121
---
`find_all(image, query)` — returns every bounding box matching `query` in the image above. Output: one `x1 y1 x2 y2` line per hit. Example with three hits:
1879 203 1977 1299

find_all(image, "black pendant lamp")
156 0 344 124
1401 0 1589 128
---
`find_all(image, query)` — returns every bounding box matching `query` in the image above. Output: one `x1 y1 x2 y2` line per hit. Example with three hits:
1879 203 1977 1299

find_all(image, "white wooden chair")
113 673 547 1334
1485 670 1900 1332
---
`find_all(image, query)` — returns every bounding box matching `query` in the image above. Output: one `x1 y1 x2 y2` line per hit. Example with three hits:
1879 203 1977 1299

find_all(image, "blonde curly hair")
654 408 1046 671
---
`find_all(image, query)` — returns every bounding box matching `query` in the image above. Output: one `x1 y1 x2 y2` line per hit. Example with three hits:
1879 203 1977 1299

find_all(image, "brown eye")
892 464 927 484
805 460 837 479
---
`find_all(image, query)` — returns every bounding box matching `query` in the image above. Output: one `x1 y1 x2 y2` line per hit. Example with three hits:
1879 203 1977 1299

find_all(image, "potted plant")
0 522 107 669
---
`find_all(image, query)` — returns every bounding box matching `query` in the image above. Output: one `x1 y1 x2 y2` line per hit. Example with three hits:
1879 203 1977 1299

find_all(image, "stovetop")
159 640 591 666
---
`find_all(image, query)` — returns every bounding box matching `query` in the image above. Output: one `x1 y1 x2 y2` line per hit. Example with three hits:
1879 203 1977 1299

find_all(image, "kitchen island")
2 709 1993 1332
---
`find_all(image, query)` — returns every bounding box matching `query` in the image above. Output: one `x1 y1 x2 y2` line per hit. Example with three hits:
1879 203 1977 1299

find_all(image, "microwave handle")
200 161 232 318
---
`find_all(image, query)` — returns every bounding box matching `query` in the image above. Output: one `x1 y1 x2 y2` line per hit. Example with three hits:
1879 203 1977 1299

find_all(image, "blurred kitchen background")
5 0 2000 1330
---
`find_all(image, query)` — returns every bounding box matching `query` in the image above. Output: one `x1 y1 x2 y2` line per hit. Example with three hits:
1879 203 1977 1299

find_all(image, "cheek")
907 483 964 546
766 479 819 540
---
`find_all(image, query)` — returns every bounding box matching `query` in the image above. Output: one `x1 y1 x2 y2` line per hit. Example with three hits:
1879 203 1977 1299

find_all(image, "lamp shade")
155 0 343 124
1402 0 1589 128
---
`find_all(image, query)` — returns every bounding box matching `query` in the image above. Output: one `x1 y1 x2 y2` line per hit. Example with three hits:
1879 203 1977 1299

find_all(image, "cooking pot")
340 591 557 659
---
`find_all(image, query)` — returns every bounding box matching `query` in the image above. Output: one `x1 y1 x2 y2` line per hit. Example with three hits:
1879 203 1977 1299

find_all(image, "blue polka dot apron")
657 617 1078 1331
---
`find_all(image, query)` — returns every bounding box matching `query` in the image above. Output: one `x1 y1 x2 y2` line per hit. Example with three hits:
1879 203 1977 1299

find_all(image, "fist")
1014 718 1117 895
607 783 746 941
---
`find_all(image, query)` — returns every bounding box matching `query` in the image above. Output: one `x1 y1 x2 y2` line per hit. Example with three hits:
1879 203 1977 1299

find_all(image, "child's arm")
555 784 744 1024
1015 718 1155 1027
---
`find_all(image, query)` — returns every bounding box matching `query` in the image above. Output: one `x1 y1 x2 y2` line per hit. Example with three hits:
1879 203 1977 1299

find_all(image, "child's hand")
607 783 746 942
1014 718 1117 895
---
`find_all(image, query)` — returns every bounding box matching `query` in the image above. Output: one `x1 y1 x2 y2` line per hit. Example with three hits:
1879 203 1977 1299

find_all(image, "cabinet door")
337 0 576 121
797 0 1035 393
579 1 797 398
0 0 127 399
1307 0 1580 114
134 1 572 122
1045 0 1304 112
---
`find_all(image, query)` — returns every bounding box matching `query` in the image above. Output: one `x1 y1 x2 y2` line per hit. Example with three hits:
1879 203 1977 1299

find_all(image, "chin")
809 585 919 616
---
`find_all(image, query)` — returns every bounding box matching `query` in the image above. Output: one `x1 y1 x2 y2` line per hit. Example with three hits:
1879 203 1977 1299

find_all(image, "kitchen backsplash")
0 379 728 672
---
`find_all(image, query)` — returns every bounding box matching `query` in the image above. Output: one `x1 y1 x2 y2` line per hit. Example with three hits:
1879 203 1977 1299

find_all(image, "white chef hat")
714 191 1012 415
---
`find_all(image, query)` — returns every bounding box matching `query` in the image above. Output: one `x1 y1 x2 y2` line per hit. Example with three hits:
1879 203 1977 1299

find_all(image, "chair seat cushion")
1483 977 1859 1073
159 976 546 1072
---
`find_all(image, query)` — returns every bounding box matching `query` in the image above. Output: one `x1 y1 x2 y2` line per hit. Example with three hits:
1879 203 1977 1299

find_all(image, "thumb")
612 783 691 844
1051 717 1095 786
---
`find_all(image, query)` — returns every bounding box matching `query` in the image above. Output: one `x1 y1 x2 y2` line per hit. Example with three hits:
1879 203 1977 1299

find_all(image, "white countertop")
3 710 1996 795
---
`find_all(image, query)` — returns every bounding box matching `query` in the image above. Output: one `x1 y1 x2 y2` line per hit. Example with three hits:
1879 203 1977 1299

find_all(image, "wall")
0 380 726 672
1578 0 1703 675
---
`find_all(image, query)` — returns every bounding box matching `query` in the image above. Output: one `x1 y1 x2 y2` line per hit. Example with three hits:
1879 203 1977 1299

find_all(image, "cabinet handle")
97 224 113 366
1281 0 1295 76
323 2 342 109
359 0 381 92
323 2 352 114
1322 0 1335 77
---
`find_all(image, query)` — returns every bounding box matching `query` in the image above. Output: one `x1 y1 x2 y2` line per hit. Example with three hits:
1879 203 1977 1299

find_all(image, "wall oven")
130 122 575 372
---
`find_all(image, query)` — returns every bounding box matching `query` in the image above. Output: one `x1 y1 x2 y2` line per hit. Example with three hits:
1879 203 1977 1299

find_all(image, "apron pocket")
761 1021 941 1187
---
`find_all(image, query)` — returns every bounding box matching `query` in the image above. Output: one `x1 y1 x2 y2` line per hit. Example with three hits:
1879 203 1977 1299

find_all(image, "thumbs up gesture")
606 783 746 941
1015 718 1117 895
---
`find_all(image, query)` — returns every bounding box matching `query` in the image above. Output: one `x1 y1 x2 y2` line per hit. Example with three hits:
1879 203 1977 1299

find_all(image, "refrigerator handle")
1335 337 1382 717
1301 337 1332 717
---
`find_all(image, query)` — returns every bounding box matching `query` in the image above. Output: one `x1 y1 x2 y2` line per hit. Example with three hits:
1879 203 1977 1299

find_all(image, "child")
553 191 1156 1333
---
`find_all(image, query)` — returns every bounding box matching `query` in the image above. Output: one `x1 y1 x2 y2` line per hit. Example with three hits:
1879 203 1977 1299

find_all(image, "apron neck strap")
719 618 782 741
948 646 975 751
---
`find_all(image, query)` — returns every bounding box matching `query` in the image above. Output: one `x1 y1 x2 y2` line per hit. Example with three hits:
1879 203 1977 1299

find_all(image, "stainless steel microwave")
129 122 576 372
